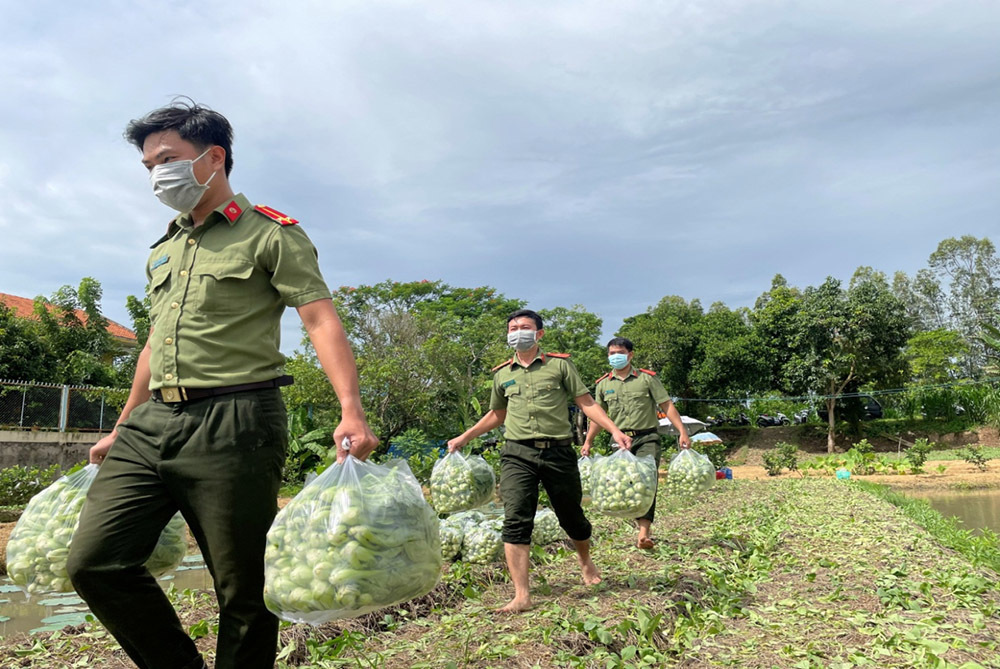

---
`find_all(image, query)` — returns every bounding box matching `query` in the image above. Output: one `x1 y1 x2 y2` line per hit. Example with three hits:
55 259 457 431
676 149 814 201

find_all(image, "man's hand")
334 417 379 463
581 441 592 457
447 435 468 453
679 433 692 449
611 431 633 451
90 432 116 464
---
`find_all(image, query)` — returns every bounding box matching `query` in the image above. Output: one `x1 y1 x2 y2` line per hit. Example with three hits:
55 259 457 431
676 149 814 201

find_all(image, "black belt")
507 438 573 449
153 375 294 404
622 428 658 437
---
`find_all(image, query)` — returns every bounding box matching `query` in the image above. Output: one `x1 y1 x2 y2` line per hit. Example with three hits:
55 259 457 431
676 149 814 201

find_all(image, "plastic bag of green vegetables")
666 448 715 497
577 454 604 506
264 456 441 624
531 508 565 545
430 452 496 513
462 518 503 564
589 448 657 518
439 518 464 562
6 465 188 596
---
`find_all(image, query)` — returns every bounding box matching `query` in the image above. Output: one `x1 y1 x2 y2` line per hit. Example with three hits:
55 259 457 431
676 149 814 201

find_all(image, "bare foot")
497 596 533 613
637 536 654 550
581 561 602 586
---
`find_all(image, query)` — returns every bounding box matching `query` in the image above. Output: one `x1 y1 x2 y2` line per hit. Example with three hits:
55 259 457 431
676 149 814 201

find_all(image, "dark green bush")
905 438 934 474
961 444 989 472
0 464 61 506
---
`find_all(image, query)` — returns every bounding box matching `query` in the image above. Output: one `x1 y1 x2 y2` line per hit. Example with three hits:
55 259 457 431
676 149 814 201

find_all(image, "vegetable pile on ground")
665 448 716 498
430 452 496 513
6 464 186 595
461 517 503 564
263 457 441 624
530 507 565 545
589 449 657 517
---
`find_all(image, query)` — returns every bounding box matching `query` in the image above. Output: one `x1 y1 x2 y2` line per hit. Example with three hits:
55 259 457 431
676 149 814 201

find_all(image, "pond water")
902 488 1000 534
0 553 212 639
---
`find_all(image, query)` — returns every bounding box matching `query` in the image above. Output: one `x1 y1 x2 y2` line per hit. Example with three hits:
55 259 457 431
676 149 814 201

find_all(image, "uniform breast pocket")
194 261 254 315
147 268 172 320
503 384 522 406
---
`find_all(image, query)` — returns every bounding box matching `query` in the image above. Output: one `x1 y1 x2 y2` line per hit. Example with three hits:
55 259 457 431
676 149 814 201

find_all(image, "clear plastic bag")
577 454 604 506
263 456 441 624
6 464 188 595
666 448 716 497
430 451 496 513
590 448 657 518
530 508 565 545
439 518 464 562
462 519 503 564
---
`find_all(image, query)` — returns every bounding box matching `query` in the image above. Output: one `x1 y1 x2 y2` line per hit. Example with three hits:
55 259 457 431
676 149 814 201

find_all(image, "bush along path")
2 479 999 668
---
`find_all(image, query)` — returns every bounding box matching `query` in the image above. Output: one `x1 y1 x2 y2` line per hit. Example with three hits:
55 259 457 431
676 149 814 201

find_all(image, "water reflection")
903 489 1000 534
0 554 212 639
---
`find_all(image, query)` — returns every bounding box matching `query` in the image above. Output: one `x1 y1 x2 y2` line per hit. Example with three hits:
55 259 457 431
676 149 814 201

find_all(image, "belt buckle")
536 440 551 449
160 387 187 403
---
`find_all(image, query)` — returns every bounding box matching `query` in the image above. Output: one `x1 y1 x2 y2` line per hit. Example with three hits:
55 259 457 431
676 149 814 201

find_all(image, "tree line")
3 235 998 453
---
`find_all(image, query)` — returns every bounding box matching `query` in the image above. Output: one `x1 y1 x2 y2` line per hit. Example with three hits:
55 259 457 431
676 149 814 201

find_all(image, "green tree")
751 275 804 394
690 303 770 400
785 269 911 452
904 328 968 384
0 303 50 381
538 305 605 385
616 295 702 402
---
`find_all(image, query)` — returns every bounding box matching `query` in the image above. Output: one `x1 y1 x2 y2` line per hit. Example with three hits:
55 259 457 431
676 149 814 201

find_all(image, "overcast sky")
2 0 998 354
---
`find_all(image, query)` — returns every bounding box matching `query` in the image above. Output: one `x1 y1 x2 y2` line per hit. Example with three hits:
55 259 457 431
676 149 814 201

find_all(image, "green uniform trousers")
499 440 591 544
629 433 662 523
67 388 287 669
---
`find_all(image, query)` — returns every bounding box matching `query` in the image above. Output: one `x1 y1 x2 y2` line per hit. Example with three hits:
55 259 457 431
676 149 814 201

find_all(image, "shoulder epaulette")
545 352 571 359
254 204 299 226
639 368 657 376
492 359 514 372
595 372 611 384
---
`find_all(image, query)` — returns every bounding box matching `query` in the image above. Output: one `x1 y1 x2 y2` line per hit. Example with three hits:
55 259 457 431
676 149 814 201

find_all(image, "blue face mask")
608 353 629 370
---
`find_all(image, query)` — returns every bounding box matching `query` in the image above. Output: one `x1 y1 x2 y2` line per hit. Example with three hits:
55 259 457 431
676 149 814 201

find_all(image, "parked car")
817 395 883 422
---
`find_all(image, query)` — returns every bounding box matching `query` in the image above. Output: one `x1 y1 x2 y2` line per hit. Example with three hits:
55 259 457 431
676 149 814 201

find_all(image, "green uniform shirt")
594 367 671 431
489 352 589 441
145 193 331 390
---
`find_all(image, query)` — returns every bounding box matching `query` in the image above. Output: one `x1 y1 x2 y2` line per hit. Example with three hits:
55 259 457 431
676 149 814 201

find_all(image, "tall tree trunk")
826 381 837 453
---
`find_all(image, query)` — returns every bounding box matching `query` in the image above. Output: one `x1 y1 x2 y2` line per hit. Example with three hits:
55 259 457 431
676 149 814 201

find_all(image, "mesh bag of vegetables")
6 465 188 596
590 448 657 518
430 452 496 513
665 448 716 497
530 508 565 545
462 518 503 564
439 518 464 562
264 456 442 624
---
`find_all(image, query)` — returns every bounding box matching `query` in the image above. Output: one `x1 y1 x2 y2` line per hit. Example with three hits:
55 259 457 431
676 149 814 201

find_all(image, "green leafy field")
3 479 999 668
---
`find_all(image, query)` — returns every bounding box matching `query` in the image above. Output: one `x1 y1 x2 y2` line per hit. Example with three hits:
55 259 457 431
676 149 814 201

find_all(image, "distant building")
0 292 137 349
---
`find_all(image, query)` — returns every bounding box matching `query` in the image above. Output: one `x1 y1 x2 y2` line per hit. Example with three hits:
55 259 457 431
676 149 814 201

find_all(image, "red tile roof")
0 292 137 342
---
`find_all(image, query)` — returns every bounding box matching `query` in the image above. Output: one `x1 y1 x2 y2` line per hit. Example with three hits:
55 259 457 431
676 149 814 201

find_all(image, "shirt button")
164 337 173 345
180 270 188 277
165 373 174 381
187 239 196 246
170 302 179 309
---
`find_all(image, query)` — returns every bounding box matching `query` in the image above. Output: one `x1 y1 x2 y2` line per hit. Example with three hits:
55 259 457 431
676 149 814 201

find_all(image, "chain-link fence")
0 380 126 432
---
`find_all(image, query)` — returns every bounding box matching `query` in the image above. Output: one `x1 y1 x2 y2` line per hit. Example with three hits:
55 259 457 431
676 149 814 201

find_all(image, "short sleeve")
562 360 590 399
489 374 508 411
264 225 332 308
648 375 671 405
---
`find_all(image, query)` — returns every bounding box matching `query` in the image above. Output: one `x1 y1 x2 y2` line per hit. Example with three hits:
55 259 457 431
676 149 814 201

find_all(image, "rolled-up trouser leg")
499 441 542 544
538 445 591 542
630 434 662 523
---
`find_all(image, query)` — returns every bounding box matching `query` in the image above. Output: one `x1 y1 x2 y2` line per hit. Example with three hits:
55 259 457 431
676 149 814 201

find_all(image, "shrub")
846 439 876 475
961 445 989 472
761 442 798 476
905 438 934 474
0 464 61 506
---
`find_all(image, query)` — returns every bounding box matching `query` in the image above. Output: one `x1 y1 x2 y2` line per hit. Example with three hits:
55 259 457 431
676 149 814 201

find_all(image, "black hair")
507 309 543 329
124 97 234 176
607 337 633 352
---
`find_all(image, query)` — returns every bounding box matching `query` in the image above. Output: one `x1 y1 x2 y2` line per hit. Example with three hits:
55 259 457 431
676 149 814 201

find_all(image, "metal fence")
0 380 125 432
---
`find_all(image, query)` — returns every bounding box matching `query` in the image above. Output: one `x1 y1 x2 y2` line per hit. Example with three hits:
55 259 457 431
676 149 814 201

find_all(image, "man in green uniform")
447 309 632 613
583 337 691 550
66 100 377 669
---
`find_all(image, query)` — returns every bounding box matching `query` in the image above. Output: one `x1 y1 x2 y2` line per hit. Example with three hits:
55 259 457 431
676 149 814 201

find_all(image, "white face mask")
149 148 216 213
507 329 538 351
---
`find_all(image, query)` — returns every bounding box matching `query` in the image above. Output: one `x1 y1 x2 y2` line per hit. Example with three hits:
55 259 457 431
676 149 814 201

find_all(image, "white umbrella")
657 415 708 436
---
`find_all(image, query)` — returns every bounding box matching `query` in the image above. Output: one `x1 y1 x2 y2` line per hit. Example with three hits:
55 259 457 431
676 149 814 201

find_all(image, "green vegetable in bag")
430 452 496 513
666 448 715 497
530 508 564 545
462 519 503 564
439 519 464 561
264 457 441 624
589 448 656 518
